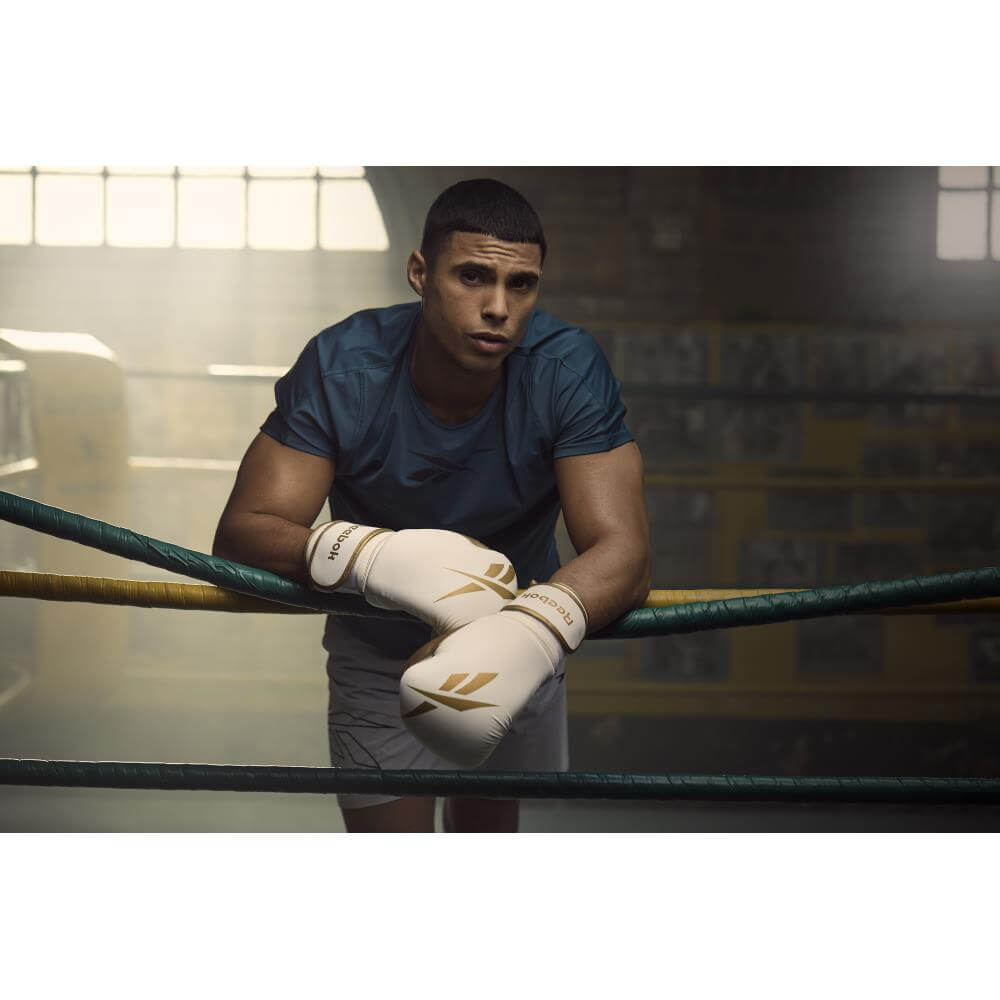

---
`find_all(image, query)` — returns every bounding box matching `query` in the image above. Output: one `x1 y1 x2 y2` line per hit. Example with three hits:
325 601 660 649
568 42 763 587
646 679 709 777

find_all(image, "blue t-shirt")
261 301 632 655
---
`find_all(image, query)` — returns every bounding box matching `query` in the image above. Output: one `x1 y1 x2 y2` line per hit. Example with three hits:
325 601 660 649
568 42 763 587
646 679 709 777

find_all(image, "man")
213 178 651 832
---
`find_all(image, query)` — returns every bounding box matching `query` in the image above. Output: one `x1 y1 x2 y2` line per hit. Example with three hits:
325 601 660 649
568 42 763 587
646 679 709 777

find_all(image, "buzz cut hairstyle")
420 178 547 269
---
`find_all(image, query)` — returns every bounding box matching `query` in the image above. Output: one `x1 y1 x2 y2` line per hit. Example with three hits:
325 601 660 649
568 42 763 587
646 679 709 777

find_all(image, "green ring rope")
1 758 998 803
0 489 396 621
596 566 1000 639
3 489 1000 638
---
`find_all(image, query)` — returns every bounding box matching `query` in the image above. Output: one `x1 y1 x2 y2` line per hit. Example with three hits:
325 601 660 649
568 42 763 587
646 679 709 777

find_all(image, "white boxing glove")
399 582 588 767
305 520 517 633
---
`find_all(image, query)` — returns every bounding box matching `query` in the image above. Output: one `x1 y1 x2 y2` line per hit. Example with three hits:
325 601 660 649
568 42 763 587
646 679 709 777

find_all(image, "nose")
482 286 509 324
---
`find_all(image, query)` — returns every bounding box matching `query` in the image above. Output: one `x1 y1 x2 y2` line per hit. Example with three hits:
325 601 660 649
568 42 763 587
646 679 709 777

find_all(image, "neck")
410 318 502 424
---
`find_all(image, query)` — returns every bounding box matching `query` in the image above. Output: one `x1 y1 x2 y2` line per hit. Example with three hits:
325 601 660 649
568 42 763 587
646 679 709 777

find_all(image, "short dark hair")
420 178 547 269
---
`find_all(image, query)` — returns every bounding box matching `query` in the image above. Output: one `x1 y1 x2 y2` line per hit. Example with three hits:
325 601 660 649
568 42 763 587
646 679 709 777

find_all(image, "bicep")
220 432 336 528
554 441 649 554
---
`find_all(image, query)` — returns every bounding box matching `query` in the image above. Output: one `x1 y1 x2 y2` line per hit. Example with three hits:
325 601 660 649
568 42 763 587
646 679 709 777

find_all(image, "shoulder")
275 302 418 412
513 309 612 384
308 301 419 377
514 313 631 455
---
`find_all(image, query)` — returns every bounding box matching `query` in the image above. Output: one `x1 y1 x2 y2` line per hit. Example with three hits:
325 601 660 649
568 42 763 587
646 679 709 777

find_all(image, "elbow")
211 519 234 560
632 549 652 608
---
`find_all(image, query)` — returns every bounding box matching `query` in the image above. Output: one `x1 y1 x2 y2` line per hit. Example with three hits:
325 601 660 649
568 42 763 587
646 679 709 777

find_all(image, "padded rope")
600 568 1000 638
4 570 1000 618
0 570 315 613
1 758 998 803
0 489 394 620
4 489 1000 638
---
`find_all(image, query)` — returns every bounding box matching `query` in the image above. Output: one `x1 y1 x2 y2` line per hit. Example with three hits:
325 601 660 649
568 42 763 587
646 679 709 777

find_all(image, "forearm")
548 535 651 634
212 512 312 585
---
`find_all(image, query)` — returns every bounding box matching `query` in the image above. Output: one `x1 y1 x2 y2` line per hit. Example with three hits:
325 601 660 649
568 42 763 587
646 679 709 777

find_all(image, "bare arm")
548 441 652 633
212 432 336 585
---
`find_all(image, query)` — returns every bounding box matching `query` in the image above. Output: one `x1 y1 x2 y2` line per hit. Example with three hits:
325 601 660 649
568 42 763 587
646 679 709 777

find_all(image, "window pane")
247 178 316 250
248 167 314 178
107 176 174 247
319 179 389 250
177 177 245 248
319 166 365 178
937 190 988 259
992 193 1000 261
35 174 104 245
938 166 989 188
0 174 32 244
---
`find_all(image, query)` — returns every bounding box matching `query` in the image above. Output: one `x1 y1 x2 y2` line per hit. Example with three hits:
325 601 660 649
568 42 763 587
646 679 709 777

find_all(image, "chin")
459 352 507 373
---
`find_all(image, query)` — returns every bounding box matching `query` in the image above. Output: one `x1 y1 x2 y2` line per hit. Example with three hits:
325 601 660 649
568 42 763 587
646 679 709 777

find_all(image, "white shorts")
326 623 569 810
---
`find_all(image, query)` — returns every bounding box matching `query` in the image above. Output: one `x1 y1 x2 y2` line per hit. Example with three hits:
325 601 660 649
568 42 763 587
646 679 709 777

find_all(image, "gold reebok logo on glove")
434 561 517 603
402 671 499 718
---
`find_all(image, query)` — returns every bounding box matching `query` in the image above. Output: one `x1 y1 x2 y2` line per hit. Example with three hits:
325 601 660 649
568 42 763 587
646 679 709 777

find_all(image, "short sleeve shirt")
261 301 633 654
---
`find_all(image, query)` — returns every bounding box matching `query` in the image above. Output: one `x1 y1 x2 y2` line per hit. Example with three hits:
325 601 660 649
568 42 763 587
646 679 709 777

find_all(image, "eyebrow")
453 259 541 281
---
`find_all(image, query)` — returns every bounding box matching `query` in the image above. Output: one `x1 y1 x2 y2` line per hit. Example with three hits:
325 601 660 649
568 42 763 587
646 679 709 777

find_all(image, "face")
406 231 542 374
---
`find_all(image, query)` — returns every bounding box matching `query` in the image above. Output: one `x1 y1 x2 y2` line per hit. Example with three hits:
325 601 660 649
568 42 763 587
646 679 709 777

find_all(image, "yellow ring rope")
2 570 999 616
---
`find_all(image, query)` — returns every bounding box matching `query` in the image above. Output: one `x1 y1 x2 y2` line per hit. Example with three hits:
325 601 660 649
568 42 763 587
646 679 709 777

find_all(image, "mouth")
468 332 509 355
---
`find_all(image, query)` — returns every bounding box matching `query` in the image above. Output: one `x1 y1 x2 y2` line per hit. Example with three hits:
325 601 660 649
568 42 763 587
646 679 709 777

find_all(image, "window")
936 166 1000 261
177 172 246 248
107 174 175 247
35 172 104 246
247 168 316 250
319 178 388 250
0 166 389 251
0 171 32 244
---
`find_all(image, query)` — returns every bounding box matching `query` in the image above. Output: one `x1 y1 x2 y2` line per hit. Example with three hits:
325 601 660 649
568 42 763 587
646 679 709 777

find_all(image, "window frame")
0 166 388 252
936 166 1000 263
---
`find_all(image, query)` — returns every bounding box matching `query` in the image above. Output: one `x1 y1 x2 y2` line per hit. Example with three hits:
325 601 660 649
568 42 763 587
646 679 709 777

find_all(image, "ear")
406 250 428 298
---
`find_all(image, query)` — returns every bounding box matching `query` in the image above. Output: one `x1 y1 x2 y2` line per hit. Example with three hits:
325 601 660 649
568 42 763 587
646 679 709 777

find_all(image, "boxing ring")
3 486 1000 810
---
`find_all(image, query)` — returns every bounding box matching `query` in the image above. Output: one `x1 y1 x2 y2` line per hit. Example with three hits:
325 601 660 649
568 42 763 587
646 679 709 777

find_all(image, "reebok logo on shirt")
409 449 491 484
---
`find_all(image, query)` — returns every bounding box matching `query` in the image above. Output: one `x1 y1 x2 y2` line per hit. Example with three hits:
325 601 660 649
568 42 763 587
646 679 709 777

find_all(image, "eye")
461 270 483 284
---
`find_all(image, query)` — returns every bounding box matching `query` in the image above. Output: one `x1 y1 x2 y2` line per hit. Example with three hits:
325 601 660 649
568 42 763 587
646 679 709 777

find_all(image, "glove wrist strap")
305 520 392 592
502 582 588 653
